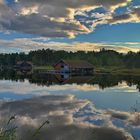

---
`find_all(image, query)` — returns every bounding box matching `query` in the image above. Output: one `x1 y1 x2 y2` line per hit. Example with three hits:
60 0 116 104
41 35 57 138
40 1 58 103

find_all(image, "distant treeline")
0 49 140 68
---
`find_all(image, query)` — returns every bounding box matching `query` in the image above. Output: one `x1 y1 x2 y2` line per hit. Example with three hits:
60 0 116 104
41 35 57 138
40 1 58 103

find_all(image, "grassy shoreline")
95 67 140 76
33 65 140 76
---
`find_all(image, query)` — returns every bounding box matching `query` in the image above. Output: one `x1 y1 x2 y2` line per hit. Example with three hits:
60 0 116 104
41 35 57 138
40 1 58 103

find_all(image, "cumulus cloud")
16 0 131 14
74 4 140 33
1 0 140 40
0 0 132 38
0 0 4 4
107 7 140 24
1 14 90 38
0 2 14 30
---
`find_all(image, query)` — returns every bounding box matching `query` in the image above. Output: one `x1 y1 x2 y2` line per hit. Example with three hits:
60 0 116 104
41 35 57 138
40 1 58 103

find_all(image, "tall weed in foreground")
0 116 16 140
0 115 49 140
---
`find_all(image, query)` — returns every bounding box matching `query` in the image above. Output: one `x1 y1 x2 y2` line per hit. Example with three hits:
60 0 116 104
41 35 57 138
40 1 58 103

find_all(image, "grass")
32 120 49 137
95 67 140 75
0 127 17 140
33 65 140 75
95 67 118 73
33 66 54 73
34 66 54 71
113 68 140 75
0 116 16 140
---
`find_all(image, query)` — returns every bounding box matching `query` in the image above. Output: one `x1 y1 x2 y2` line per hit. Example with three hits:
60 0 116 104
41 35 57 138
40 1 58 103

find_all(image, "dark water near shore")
0 70 140 140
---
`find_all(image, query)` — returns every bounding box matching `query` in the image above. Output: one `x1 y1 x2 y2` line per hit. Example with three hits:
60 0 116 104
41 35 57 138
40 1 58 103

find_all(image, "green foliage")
1 49 140 68
0 127 17 140
32 120 49 137
0 116 16 140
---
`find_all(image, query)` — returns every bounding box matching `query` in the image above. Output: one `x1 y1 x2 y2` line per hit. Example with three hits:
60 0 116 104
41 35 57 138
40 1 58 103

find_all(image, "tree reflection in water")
0 69 140 91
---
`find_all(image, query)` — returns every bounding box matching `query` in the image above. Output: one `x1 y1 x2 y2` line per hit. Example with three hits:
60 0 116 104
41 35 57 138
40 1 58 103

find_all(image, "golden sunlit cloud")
0 0 133 38
0 38 139 53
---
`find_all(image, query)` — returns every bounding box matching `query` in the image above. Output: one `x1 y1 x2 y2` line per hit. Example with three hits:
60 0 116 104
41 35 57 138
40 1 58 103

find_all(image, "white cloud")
0 0 132 38
102 7 140 25
0 38 139 53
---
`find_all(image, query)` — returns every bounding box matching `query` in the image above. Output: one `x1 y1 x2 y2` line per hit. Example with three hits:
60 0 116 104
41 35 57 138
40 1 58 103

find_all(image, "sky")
0 0 140 53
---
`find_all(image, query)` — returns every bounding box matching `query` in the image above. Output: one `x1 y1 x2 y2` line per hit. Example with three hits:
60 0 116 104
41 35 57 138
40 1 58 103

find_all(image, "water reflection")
0 95 136 140
0 69 140 91
0 70 140 139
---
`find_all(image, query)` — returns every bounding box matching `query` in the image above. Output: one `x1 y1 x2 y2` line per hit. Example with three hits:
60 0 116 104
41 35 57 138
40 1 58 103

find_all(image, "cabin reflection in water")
55 73 93 84
30 72 93 86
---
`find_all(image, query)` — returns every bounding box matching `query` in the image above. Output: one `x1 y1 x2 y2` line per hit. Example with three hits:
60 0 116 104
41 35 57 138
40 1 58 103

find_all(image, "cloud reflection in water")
0 94 137 140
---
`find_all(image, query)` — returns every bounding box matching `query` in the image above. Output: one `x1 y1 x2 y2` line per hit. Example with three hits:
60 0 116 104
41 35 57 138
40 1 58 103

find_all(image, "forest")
0 48 140 68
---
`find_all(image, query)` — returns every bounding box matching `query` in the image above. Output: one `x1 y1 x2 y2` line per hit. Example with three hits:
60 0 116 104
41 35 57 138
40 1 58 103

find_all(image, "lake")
0 70 140 140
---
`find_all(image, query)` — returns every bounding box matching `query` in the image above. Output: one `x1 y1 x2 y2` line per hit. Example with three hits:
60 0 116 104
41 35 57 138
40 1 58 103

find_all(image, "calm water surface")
0 70 140 140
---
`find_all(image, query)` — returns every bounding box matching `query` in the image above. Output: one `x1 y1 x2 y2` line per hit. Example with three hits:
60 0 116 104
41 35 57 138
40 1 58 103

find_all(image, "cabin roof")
54 60 93 68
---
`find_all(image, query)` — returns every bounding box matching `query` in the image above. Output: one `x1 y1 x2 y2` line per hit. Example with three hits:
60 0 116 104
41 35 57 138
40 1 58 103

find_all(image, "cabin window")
61 65 64 68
